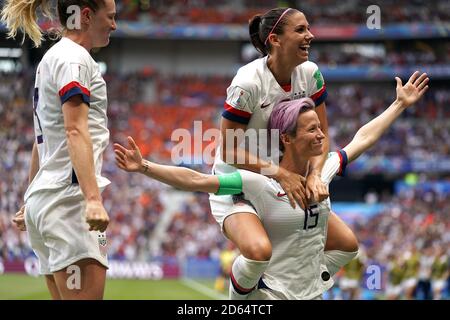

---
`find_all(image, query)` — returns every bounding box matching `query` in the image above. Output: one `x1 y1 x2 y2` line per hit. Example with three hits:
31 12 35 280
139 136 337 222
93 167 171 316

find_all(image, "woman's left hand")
395 71 429 108
306 172 329 203
114 136 143 173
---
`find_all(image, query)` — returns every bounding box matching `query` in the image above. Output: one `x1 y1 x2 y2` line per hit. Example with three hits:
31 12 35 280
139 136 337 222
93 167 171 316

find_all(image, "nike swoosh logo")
277 192 286 197
261 103 270 109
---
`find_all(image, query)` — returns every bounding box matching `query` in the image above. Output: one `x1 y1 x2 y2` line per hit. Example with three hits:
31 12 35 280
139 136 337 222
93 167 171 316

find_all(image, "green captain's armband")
215 171 243 195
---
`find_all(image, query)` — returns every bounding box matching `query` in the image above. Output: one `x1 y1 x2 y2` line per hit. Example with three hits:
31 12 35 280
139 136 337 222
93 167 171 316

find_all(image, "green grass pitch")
0 274 228 300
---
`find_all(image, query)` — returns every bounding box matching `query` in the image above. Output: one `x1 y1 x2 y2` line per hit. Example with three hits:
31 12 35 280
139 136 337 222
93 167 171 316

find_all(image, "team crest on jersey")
98 233 107 247
229 86 250 110
98 233 108 257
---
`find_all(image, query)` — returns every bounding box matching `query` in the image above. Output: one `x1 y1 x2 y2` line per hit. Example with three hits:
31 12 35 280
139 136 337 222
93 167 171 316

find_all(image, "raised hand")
114 136 143 172
395 71 429 108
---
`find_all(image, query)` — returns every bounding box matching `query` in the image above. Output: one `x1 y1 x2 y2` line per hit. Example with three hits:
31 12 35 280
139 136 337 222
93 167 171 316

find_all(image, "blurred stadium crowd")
115 0 450 24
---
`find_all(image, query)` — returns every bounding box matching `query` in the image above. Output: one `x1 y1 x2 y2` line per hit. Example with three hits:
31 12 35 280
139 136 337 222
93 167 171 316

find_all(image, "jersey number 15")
303 204 319 230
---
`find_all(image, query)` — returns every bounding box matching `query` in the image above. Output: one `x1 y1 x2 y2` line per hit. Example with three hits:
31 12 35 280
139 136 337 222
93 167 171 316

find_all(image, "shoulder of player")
233 58 265 89
296 60 319 73
238 169 270 184
237 169 272 197
45 38 93 66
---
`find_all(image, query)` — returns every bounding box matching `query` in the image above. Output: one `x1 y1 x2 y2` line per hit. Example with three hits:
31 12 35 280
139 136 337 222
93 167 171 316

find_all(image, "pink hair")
269 98 315 135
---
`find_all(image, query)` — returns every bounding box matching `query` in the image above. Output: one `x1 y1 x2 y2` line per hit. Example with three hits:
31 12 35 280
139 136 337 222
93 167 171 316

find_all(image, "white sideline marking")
181 278 228 300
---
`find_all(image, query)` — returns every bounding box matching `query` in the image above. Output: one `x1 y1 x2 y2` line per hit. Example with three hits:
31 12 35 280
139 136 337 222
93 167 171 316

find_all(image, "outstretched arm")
344 71 429 163
114 137 220 194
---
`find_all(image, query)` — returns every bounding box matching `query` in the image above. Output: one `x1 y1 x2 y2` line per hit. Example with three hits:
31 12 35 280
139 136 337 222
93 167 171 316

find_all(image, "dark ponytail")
249 14 267 56
248 7 297 56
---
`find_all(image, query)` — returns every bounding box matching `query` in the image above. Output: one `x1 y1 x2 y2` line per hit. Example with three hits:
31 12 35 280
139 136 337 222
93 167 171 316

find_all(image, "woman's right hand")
114 136 143 173
274 167 307 209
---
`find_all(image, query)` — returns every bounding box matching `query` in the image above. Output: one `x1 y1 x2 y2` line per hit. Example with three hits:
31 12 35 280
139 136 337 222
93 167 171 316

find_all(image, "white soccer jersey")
238 150 348 300
24 37 110 201
213 56 327 175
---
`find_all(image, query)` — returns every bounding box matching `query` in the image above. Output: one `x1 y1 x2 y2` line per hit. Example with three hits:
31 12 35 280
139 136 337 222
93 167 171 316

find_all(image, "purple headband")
264 8 292 46
268 98 315 135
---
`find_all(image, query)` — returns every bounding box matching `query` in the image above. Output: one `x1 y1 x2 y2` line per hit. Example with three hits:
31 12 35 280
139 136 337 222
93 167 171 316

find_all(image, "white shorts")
24 185 108 275
209 193 258 233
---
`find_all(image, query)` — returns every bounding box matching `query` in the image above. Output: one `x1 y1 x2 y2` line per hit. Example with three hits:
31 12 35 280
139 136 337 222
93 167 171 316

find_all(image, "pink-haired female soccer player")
115 72 429 299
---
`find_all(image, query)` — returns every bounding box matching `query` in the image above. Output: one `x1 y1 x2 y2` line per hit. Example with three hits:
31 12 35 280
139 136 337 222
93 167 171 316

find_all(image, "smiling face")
85 0 117 48
282 110 325 159
269 11 314 65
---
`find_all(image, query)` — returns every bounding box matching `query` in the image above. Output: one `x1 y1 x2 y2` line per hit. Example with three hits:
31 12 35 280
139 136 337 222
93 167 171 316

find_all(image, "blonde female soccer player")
3 0 116 299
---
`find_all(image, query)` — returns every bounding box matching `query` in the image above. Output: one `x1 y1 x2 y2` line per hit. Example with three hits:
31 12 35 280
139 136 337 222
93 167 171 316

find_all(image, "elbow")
353 132 371 149
191 174 212 193
190 175 205 192
360 134 376 151
65 125 83 141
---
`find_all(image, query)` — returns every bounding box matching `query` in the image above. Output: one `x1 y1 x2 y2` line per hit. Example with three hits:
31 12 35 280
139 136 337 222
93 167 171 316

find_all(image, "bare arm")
344 72 429 163
220 118 307 209
343 100 405 162
29 142 39 184
220 118 279 176
63 96 101 201
63 95 109 232
114 137 220 193
141 160 220 193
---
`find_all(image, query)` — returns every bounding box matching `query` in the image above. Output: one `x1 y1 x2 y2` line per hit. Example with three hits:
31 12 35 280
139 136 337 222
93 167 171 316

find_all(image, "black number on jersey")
33 87 44 144
303 204 319 230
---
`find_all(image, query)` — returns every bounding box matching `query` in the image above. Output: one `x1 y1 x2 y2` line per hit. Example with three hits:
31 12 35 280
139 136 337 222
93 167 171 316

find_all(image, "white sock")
325 250 358 276
229 255 269 299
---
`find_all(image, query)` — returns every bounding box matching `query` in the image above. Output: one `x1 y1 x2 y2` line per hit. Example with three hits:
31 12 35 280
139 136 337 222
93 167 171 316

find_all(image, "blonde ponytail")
1 0 53 47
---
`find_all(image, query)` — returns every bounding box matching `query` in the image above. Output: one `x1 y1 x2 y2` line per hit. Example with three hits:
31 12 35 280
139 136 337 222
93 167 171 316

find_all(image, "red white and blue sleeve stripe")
222 102 252 125
336 149 348 176
58 81 90 105
310 85 328 107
